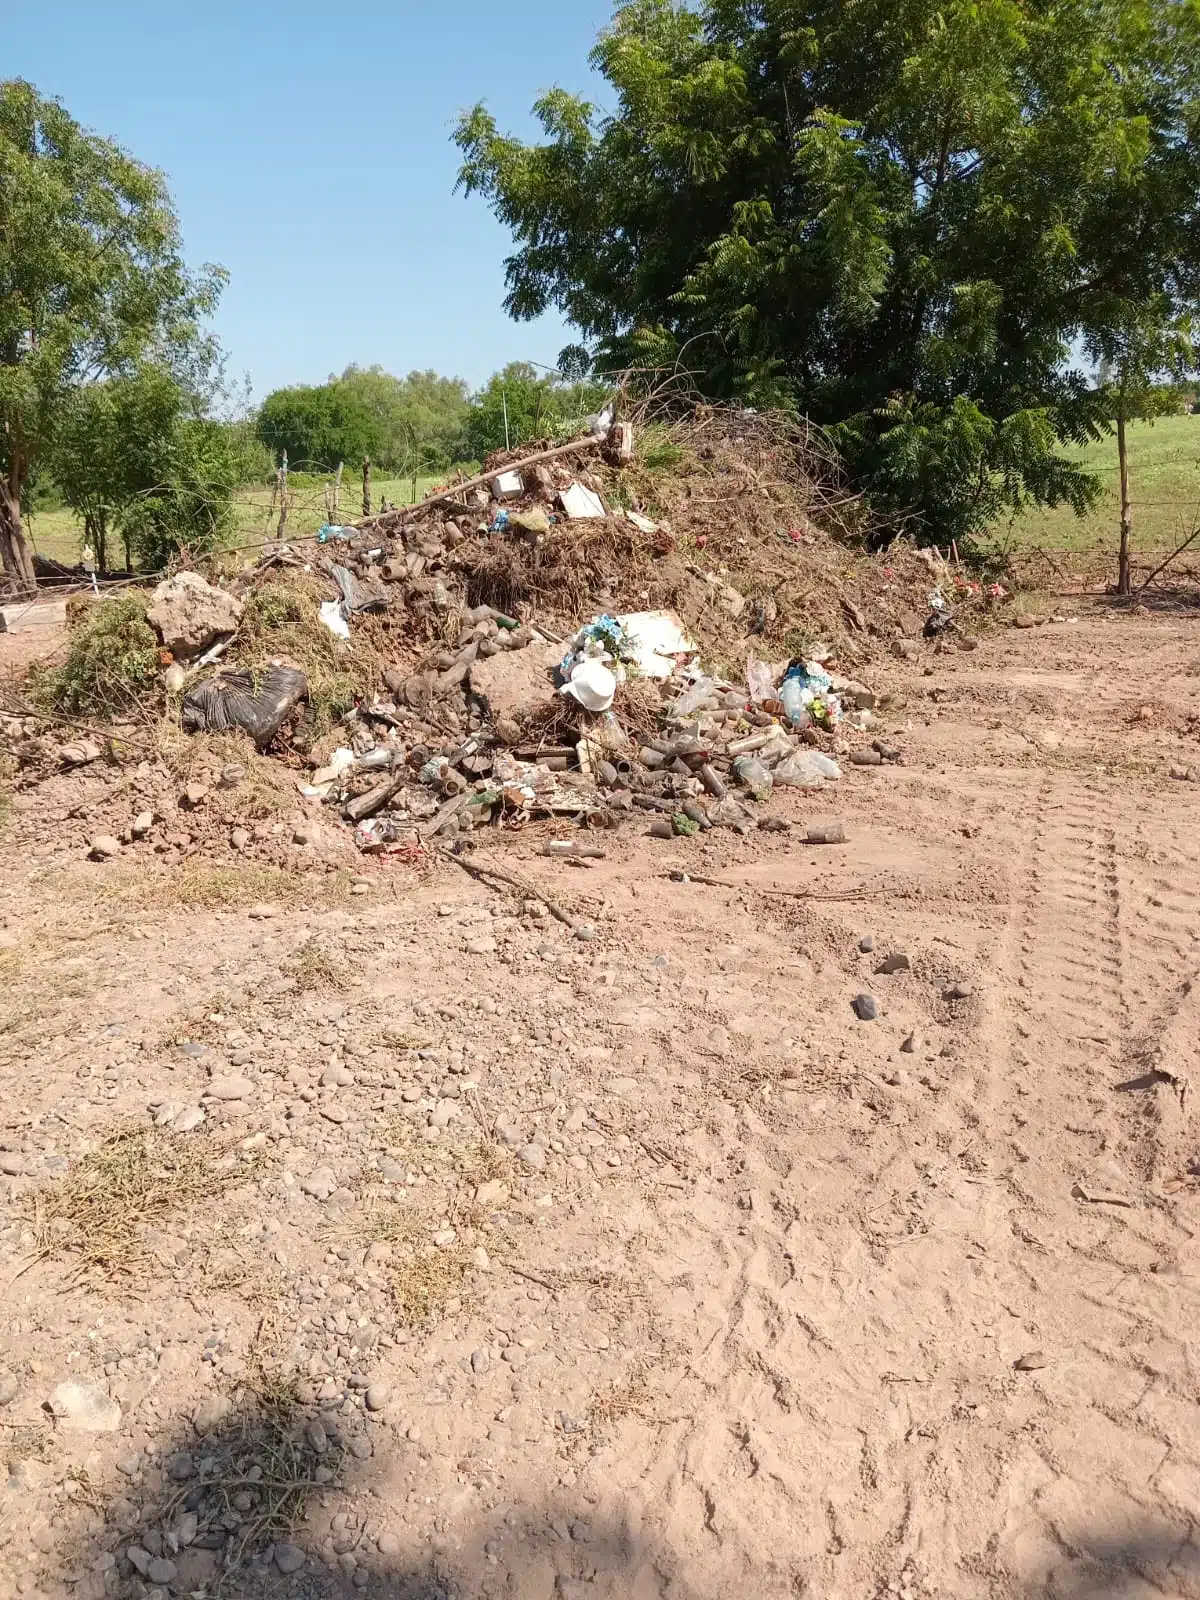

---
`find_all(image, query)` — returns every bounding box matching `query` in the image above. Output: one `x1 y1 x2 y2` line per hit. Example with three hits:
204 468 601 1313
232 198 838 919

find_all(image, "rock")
858 935 875 954
230 827 251 851
0 1153 23 1176
166 1451 196 1480
1014 1350 1050 1372
299 1167 338 1201
131 811 155 839
147 572 243 660
900 1033 917 1055
126 1547 152 1578
517 1143 547 1172
181 782 209 809
115 1451 142 1477
173 1105 205 1133
320 1104 347 1125
468 641 562 722
0 1371 19 1405
219 763 246 789
205 1077 254 1102
466 936 497 956
471 1349 491 1375
944 981 975 1001
347 1435 372 1459
321 1064 355 1088
89 835 121 861
471 1246 491 1271
305 1419 328 1454
146 1558 177 1585
364 1383 390 1412
891 640 921 661
377 1531 401 1557
274 1543 306 1575
293 822 318 847
853 993 879 1022
877 953 912 975
58 740 102 767
850 748 883 766
192 1393 233 1434
47 1381 121 1432
1013 613 1038 629
475 1179 508 1208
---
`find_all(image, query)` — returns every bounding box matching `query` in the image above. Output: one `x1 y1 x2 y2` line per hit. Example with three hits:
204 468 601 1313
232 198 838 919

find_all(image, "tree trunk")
1117 412 1132 596
0 475 37 597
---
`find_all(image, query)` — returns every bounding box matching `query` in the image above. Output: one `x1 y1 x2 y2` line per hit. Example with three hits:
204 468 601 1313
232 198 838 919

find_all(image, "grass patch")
994 412 1200 553
30 1126 258 1281
153 1388 343 1579
237 574 376 738
286 937 351 994
74 863 352 913
29 592 160 719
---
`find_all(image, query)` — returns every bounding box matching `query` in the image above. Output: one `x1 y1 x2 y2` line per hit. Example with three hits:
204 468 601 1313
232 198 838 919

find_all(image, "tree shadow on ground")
35 1388 1200 1600
1093 585 1200 616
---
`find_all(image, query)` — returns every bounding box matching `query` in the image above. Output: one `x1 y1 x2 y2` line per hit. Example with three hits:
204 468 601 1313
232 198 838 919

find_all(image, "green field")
21 472 447 571
994 411 1200 554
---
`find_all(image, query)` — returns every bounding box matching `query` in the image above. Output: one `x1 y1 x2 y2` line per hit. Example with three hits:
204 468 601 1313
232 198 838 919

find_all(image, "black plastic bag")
181 665 308 748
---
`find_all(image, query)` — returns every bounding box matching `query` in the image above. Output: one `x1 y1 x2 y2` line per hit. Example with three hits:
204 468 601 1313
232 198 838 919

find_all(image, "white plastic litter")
616 611 696 679
625 509 660 535
773 749 842 789
560 658 617 713
559 482 606 520
318 600 350 641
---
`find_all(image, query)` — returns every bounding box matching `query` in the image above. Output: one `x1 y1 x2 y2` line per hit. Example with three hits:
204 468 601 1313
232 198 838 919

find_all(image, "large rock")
148 573 243 660
47 1380 121 1432
469 641 561 723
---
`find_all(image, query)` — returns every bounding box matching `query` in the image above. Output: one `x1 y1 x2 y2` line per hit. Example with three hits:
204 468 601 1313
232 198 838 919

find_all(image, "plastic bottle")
780 676 812 728
732 756 773 800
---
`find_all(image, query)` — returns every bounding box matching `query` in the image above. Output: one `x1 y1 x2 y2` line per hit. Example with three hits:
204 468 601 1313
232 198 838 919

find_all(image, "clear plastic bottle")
780 677 811 728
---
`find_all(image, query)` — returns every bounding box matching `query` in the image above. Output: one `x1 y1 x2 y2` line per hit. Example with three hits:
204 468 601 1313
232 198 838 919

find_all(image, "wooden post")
362 457 371 518
333 461 344 524
277 451 289 538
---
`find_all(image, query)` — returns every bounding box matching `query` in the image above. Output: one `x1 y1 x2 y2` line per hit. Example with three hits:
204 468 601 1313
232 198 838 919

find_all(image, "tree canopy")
0 78 225 590
456 0 1200 541
463 362 608 460
256 367 471 475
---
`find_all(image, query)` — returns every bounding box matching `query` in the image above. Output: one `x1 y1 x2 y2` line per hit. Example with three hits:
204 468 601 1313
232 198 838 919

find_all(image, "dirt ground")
3 599 1200 1600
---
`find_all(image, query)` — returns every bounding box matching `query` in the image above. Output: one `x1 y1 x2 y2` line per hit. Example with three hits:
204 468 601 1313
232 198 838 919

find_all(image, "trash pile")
7 408 992 865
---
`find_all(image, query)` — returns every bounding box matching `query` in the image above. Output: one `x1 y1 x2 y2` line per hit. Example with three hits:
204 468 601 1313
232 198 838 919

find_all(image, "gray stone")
89 835 121 861
274 1543 306 1575
305 1419 328 1454
518 1143 547 1172
320 1104 348 1125
377 1531 401 1556
944 980 975 1000
900 1033 917 1055
299 1168 338 1202
853 993 879 1022
192 1393 233 1434
347 1435 373 1459
321 1064 354 1088
471 1349 490 1375
364 1383 390 1412
858 935 875 954
466 936 497 956
166 1451 196 1481
0 1371 19 1406
173 1105 205 1133
877 953 912 975
115 1451 142 1477
125 1548 152 1578
206 1077 254 1101
146 1558 177 1585
48 1381 121 1432
131 811 155 839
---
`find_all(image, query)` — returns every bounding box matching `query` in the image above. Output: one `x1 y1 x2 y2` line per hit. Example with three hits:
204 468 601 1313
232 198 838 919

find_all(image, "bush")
33 592 160 717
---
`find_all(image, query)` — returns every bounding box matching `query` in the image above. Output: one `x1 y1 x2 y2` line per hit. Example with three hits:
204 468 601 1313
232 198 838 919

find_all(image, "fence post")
333 461 344 524
277 451 289 537
362 457 371 518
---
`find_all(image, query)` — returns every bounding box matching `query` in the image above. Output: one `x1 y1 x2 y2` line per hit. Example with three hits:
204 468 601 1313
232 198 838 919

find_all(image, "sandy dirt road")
2 601 1200 1600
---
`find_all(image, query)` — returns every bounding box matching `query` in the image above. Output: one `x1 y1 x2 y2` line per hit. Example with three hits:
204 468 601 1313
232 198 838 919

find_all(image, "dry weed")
29 1126 262 1281
52 862 352 913
286 937 350 994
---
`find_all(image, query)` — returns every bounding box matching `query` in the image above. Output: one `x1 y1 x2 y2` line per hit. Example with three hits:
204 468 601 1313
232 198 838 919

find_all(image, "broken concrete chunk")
469 641 562 722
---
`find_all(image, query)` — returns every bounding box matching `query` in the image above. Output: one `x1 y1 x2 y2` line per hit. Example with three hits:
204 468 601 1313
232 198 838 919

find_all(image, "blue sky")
7 0 614 402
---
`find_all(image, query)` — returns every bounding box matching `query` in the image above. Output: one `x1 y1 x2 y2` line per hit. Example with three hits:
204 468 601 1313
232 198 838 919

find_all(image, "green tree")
455 0 1200 542
337 365 471 472
1089 305 1195 594
464 362 608 460
0 80 224 592
255 382 384 472
53 365 265 573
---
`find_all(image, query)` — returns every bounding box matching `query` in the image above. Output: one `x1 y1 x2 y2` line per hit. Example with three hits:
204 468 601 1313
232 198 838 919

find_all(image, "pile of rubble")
4 412 995 863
